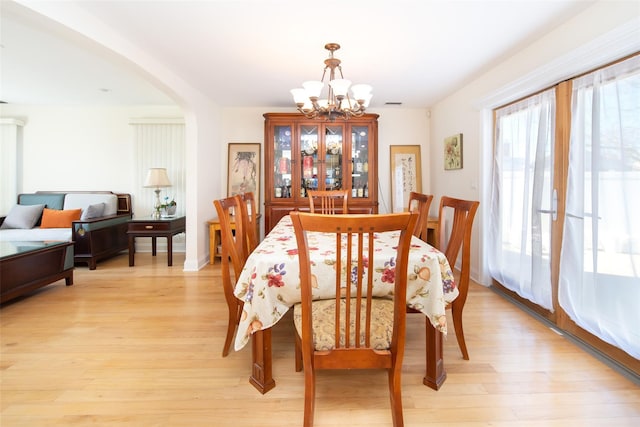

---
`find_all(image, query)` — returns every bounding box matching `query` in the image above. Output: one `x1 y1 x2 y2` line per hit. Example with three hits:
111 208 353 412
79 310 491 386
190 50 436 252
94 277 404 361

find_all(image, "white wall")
0 104 182 206
429 1 640 285
0 118 23 214
220 107 287 239
377 108 431 213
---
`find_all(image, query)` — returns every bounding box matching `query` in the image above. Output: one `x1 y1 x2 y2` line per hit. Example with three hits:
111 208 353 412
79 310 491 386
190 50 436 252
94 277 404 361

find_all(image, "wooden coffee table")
0 241 74 304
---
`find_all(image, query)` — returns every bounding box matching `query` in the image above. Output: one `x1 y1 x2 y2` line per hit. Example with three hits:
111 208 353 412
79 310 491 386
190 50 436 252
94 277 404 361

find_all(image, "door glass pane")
560 56 640 358
324 125 343 190
274 125 292 199
300 125 319 196
351 126 369 198
490 89 555 310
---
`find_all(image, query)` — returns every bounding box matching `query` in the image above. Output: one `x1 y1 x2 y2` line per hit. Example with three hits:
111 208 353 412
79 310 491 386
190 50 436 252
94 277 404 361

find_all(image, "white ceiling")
1 0 598 108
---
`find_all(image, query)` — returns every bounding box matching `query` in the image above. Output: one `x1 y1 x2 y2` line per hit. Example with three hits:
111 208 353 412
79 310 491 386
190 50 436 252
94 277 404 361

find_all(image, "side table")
127 216 186 267
208 214 261 264
426 216 439 248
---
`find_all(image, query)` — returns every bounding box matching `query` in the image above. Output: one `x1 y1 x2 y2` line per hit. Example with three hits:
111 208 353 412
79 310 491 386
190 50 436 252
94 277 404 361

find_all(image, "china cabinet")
264 112 379 232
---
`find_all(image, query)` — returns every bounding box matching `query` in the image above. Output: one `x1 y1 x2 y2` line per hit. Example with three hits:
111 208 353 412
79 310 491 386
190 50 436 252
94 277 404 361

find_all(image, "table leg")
249 329 276 394
423 317 447 390
64 270 74 286
128 236 135 267
209 224 216 264
151 237 157 256
212 224 219 265
167 235 173 266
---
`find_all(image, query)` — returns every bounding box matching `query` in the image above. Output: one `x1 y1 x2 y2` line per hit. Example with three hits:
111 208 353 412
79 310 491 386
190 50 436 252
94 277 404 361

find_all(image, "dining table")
233 214 458 394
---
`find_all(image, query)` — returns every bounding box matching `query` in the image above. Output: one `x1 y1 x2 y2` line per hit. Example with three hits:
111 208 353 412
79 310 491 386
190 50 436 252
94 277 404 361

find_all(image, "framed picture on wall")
390 145 422 213
227 143 261 212
444 133 463 170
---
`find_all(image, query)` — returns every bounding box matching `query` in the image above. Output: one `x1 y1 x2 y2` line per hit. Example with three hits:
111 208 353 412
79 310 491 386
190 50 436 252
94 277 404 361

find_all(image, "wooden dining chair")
307 189 348 214
437 196 480 360
290 211 417 427
237 191 259 254
213 195 249 357
407 191 434 240
405 192 434 318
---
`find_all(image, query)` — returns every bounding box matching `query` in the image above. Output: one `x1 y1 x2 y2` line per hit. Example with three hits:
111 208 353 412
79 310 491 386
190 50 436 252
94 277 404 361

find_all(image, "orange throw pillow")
40 208 82 228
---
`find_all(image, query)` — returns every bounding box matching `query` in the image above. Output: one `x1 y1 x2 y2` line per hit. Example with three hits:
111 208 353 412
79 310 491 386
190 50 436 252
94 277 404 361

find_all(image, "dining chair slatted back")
405 192 434 318
438 196 479 360
407 191 434 240
290 211 417 427
307 190 348 214
237 192 259 254
213 196 249 357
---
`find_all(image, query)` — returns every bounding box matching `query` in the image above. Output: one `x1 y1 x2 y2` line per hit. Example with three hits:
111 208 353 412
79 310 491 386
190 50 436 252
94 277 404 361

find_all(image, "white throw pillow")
63 193 118 216
0 204 46 229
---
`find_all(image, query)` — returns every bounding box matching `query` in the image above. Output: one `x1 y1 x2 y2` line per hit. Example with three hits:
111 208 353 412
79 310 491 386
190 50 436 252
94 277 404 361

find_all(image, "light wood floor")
1 252 639 426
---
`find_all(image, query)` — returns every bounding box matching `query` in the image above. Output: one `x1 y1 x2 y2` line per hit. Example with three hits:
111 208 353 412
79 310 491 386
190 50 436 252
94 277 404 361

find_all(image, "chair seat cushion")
293 298 394 351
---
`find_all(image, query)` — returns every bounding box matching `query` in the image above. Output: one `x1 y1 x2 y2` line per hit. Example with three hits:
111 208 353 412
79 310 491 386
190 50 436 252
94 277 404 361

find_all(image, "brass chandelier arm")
296 95 366 120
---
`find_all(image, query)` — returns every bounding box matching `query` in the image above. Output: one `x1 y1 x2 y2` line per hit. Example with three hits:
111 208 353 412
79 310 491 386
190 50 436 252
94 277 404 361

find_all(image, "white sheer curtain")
489 89 555 311
131 121 186 218
131 120 186 252
559 56 640 358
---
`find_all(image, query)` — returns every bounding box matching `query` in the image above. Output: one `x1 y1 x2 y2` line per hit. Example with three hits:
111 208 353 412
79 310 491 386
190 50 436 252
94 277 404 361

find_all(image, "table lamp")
144 168 172 218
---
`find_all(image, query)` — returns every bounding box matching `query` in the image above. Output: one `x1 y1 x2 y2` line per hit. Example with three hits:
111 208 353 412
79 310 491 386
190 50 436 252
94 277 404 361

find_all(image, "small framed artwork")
444 133 463 170
390 145 422 213
227 143 261 212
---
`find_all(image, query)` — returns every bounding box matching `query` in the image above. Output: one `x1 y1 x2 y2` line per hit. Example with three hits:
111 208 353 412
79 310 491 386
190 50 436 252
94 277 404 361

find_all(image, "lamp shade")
351 84 372 102
328 79 351 97
290 88 308 105
144 168 172 188
302 80 324 98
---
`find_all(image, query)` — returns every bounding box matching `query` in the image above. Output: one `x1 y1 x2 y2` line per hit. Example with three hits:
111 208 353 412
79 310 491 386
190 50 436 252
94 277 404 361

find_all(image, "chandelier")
290 43 372 121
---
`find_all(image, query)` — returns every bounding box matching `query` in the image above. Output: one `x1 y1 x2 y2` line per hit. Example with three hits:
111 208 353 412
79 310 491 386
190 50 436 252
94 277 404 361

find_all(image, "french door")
490 88 556 312
490 54 640 371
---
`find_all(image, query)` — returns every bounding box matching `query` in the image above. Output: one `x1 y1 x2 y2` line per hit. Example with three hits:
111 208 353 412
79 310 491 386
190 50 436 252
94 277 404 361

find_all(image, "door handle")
537 189 558 221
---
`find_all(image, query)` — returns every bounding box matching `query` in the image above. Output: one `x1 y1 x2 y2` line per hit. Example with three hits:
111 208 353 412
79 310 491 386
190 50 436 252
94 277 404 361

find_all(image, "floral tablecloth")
233 215 458 351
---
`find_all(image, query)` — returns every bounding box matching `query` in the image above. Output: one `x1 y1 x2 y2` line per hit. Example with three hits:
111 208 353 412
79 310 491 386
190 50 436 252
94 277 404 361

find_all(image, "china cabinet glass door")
351 125 370 198
264 112 378 232
273 125 292 199
324 125 344 192
300 125 319 196
299 124 345 196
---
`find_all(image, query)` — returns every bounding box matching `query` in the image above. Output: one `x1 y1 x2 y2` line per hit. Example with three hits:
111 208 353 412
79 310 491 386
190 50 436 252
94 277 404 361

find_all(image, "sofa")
0 191 132 270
